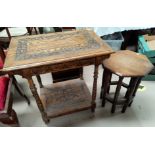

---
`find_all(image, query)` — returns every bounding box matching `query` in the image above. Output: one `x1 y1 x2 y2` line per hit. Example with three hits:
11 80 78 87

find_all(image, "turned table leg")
91 62 99 112
27 77 49 123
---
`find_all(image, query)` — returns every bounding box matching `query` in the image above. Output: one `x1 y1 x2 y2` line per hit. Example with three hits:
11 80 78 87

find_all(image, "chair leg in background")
12 76 30 105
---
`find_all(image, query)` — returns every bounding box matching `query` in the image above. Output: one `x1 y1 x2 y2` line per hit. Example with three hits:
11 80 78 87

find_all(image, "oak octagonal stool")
100 50 154 113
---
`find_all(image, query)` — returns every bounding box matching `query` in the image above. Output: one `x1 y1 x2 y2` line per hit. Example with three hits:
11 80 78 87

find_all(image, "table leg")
36 75 43 88
91 62 99 112
79 67 84 80
12 76 30 105
27 77 49 123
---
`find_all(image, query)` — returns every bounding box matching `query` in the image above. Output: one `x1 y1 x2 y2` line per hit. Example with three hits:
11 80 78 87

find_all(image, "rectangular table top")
3 29 113 72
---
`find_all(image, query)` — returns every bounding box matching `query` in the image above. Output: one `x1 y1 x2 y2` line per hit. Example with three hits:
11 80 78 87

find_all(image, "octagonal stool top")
103 50 154 77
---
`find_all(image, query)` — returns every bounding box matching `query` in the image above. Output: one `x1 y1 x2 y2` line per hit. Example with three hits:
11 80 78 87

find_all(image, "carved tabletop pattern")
15 31 100 60
3 29 113 72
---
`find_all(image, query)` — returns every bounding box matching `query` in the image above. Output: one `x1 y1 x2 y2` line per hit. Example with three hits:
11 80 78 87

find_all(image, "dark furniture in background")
121 28 155 51
0 27 37 49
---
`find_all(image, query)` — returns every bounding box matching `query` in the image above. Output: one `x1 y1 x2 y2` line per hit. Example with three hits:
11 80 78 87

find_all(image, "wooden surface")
40 79 92 118
3 29 112 72
2 29 113 123
103 50 154 77
100 67 143 113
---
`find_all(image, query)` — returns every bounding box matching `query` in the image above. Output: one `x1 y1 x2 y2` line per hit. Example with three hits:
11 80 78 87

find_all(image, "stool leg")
100 68 106 99
107 73 112 94
125 77 134 98
111 77 123 113
122 78 139 113
128 77 142 107
100 70 112 96
101 69 111 107
100 70 104 99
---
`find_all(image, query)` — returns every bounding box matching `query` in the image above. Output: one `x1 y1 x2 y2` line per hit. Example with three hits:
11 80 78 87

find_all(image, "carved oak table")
3 30 113 123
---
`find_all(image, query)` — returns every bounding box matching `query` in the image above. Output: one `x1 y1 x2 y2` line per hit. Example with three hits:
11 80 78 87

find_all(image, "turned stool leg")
122 78 139 113
101 68 112 107
111 76 123 113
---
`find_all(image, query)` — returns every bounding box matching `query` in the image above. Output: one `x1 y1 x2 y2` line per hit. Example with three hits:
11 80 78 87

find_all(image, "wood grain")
103 50 154 77
3 29 113 72
2 29 113 123
40 79 92 118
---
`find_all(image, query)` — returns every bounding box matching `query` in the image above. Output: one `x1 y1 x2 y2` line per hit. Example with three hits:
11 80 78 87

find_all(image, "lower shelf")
40 79 92 118
105 93 127 105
